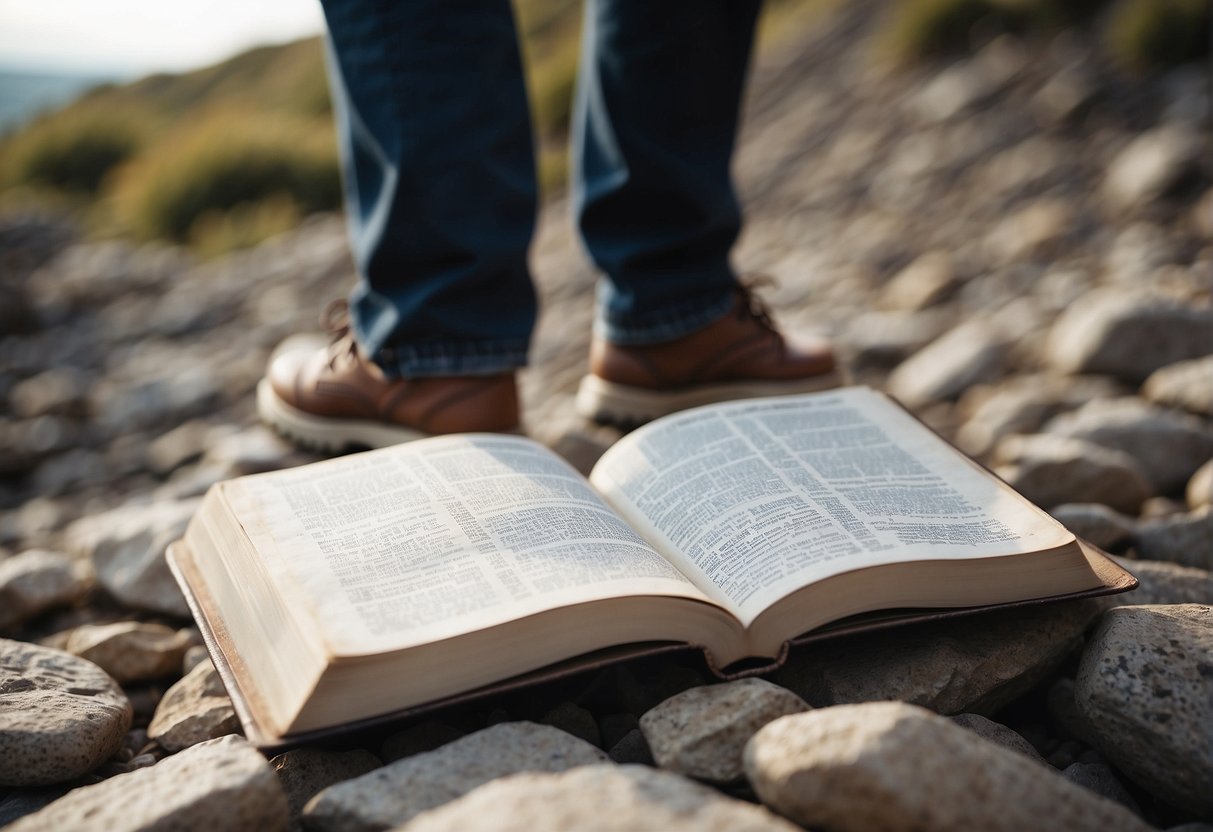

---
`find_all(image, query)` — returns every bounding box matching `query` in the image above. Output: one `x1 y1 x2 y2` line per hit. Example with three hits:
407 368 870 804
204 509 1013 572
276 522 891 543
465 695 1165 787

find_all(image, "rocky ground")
1 1 1211 829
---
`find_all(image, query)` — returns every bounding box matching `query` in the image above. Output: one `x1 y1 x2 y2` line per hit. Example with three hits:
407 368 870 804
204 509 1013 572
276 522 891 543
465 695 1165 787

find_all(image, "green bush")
112 110 340 242
1104 0 1211 70
188 193 303 257
0 107 149 193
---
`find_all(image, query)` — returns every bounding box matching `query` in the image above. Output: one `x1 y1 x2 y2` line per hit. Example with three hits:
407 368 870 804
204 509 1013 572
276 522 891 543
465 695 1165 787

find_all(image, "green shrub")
0 107 149 193
1104 0 1211 70
112 110 340 242
188 192 303 257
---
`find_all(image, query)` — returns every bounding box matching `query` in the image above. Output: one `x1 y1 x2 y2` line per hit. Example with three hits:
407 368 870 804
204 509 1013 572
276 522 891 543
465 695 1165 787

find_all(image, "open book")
169 387 1133 747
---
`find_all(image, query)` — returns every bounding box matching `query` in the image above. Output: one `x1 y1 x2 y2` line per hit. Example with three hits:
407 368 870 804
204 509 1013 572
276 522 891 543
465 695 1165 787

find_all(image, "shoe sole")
256 379 428 453
574 370 847 428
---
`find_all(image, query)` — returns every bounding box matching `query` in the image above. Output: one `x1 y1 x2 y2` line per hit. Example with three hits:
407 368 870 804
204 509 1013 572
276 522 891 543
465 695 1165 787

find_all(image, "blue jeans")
321 0 762 376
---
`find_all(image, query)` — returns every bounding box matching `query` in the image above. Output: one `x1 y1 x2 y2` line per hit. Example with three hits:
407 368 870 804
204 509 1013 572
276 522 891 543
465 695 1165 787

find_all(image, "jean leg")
321 0 538 376
573 0 762 345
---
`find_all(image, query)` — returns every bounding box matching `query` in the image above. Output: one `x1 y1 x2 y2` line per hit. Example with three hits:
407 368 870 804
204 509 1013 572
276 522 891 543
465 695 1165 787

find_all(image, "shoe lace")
736 274 779 333
321 298 358 370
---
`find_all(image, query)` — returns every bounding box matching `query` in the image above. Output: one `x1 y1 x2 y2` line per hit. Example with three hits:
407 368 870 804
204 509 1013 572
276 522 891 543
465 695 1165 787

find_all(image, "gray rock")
66 498 198 618
1103 125 1204 209
987 198 1073 263
0 638 131 786
270 747 380 829
538 701 600 747
396 765 800 832
147 658 240 752
65 621 193 684
1046 292 1213 383
0 788 70 828
770 600 1101 715
302 722 608 832
182 644 211 674
1043 397 1213 494
1075 604 1213 818
608 728 653 765
1031 64 1096 125
1136 507 1213 569
201 425 297 476
640 679 809 784
1063 762 1141 815
948 713 1046 764
1189 459 1213 509
888 319 1012 408
1144 356 1213 418
1049 504 1137 552
0 549 91 632
1110 556 1213 606
744 703 1150 832
994 434 1153 513
8 735 288 832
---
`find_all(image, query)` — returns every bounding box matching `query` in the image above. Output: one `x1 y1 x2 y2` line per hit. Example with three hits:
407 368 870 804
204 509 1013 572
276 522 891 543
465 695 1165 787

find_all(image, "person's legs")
573 0 761 346
572 0 840 425
323 0 538 377
259 0 538 449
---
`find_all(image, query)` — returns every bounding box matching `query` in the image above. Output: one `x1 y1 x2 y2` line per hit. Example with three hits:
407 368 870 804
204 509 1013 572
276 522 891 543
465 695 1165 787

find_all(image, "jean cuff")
367 338 530 377
595 288 737 346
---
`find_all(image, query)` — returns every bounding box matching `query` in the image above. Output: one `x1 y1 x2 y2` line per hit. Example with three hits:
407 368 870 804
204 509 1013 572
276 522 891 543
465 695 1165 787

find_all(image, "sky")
0 0 326 77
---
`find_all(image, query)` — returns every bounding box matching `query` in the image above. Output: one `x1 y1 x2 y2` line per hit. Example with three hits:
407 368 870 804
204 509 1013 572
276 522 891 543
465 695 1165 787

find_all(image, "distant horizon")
0 0 325 78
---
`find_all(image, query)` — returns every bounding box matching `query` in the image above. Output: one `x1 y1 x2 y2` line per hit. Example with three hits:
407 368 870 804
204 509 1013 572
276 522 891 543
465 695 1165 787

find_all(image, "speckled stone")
302 722 608 832
744 703 1151 832
270 747 381 829
0 550 90 632
0 638 131 786
1075 604 1213 818
948 713 1046 764
397 765 800 832
65 621 192 684
640 679 809 784
147 658 239 752
7 735 288 832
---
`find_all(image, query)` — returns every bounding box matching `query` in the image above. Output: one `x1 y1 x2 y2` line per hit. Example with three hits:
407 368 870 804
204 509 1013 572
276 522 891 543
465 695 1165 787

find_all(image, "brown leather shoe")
576 280 843 426
258 303 520 452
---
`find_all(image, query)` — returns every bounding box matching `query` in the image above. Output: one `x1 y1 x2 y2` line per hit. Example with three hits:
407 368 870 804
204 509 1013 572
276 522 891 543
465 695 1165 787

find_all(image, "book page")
590 388 1073 626
226 435 709 655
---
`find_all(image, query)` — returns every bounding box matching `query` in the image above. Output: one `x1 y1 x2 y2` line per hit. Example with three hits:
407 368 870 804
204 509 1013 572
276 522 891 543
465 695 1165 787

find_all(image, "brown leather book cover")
167 538 1136 752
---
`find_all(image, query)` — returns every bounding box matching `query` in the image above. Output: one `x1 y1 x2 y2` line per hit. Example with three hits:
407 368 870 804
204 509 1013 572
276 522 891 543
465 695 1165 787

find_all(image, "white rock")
147 658 239 752
66 621 193 684
995 434 1153 513
8 735 288 832
1103 125 1203 209
1046 291 1213 382
879 252 957 311
1188 459 1213 509
1143 356 1213 418
0 550 91 632
66 498 198 618
397 765 800 832
1075 605 1213 818
888 319 1011 408
744 703 1150 832
640 679 808 783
